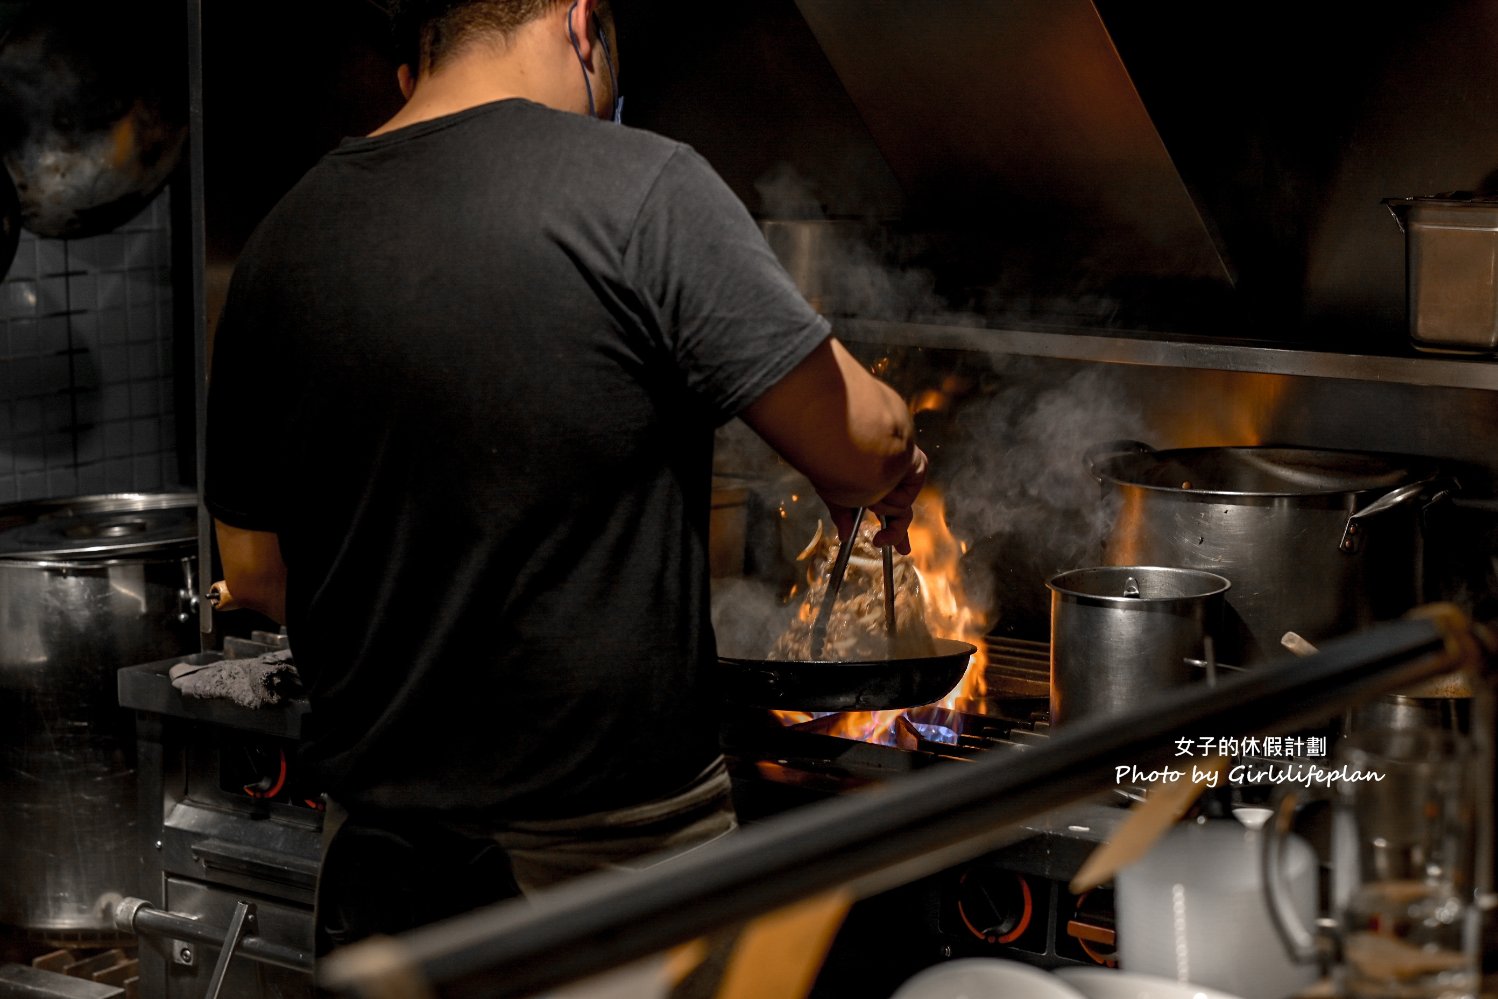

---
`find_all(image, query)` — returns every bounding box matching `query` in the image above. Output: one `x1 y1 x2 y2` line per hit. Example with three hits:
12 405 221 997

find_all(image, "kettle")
1115 817 1319 999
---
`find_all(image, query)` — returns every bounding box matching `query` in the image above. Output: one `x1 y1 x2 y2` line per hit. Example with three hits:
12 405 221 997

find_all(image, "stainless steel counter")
839 319 1498 391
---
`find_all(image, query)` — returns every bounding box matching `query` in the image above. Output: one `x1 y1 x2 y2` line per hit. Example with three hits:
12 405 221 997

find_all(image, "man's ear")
565 0 600 62
397 63 416 99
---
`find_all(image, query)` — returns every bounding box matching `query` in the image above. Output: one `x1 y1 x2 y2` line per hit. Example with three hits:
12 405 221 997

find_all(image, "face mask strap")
568 1 623 123
595 13 622 123
566 0 598 118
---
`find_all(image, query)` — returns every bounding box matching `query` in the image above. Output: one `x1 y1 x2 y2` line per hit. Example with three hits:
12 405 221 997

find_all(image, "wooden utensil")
1069 754 1230 894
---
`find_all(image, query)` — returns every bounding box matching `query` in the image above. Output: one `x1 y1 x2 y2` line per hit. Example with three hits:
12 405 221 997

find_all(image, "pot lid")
1092 446 1434 498
0 492 197 559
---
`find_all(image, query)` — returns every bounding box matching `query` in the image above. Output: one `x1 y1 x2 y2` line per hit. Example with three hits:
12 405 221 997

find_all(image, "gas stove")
721 634 1129 992
111 630 1125 998
116 632 319 999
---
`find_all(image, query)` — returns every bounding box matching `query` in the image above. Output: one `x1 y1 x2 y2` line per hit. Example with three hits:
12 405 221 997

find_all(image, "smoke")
945 363 1138 540
753 162 972 326
935 359 1142 627
753 161 1141 330
711 418 818 659
754 162 825 221
711 164 1150 637
710 577 794 660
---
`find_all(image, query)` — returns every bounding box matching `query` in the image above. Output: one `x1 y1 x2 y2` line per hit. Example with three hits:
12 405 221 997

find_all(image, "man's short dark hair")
389 0 565 74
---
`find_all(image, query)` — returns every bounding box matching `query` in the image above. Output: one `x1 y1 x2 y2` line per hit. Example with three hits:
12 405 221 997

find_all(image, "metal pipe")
320 610 1493 999
118 898 313 973
186 0 213 645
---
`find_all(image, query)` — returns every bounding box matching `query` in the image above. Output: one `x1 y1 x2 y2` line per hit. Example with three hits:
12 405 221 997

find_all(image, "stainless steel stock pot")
0 492 198 933
1086 443 1437 666
1048 565 1229 726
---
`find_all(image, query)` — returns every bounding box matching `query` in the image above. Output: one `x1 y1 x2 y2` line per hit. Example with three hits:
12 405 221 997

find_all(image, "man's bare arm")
739 337 926 553
214 520 288 624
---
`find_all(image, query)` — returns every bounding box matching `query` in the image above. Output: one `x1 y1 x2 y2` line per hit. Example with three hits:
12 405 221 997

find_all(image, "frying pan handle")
1384 197 1413 234
1083 439 1156 478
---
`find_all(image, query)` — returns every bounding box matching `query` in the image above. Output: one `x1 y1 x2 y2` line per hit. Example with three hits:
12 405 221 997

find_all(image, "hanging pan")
0 4 187 238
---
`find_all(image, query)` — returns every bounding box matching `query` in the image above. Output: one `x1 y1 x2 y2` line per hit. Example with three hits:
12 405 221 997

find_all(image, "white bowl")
1054 967 1247 999
891 958 1089 999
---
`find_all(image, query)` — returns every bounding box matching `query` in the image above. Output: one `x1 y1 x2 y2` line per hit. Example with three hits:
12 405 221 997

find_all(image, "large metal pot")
1047 565 1229 726
0 493 198 934
1087 443 1438 666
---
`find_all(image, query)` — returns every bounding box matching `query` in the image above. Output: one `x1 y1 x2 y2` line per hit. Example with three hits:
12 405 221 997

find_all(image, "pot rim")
0 490 197 560
1047 565 1232 604
0 545 195 570
1091 445 1438 500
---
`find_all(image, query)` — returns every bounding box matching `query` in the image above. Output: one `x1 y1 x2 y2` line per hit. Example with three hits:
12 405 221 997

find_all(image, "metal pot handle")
1083 439 1156 478
176 556 201 624
1261 787 1334 964
1384 197 1413 234
1339 481 1427 552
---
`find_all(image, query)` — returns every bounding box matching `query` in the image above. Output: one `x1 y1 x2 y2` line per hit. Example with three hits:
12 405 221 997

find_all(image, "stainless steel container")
0 492 198 934
1386 196 1498 353
1047 565 1229 727
709 476 752 579
758 219 886 315
1088 443 1436 667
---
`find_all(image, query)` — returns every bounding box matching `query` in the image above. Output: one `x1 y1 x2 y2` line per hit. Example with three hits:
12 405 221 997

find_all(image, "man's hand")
871 445 928 554
742 337 926 540
822 446 929 555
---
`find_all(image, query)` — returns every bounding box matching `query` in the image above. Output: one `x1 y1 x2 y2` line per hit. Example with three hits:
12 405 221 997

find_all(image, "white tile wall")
0 188 180 503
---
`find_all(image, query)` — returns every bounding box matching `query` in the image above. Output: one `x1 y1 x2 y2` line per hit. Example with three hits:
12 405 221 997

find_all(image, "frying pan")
719 637 976 711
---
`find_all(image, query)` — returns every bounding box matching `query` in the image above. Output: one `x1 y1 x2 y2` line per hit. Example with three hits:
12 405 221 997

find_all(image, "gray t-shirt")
206 99 828 817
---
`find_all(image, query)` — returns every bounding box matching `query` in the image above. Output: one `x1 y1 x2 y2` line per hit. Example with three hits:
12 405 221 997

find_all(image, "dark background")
199 0 1498 348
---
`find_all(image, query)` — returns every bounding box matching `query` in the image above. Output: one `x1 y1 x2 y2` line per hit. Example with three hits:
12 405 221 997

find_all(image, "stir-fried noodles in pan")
771 521 936 661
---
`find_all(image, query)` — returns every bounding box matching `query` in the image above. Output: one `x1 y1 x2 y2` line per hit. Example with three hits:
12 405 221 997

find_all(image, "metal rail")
186 0 213 645
115 897 313 975
319 609 1494 999
838 318 1498 391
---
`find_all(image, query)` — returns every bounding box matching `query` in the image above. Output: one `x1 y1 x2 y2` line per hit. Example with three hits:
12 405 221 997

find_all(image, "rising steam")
711 165 1149 652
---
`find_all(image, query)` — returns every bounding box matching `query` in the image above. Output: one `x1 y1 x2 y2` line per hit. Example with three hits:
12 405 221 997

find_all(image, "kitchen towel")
169 649 300 708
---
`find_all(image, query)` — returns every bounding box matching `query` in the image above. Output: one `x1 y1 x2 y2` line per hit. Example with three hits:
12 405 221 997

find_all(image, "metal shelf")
838 319 1498 391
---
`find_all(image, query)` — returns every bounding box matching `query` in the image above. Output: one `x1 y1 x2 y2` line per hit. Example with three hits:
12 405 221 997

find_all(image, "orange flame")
910 389 950 416
1166 372 1288 448
776 485 989 744
908 375 972 417
905 485 989 708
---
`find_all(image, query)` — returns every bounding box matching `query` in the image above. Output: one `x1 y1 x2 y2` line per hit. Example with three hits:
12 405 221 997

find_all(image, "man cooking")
205 0 927 950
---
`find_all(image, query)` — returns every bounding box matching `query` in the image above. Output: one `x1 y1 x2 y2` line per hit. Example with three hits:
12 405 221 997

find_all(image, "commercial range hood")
787 0 1498 347
791 0 1232 325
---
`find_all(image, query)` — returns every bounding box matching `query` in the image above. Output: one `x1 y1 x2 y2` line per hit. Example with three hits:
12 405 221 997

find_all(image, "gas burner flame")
907 720 958 746
783 703 969 749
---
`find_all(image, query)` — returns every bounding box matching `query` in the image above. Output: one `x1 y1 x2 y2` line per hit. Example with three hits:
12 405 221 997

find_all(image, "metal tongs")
808 508 898 659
